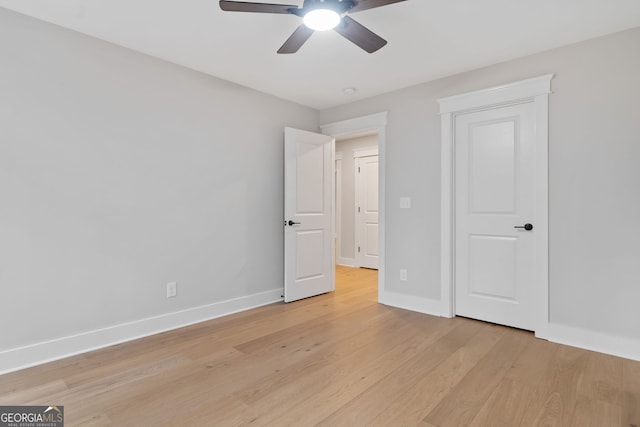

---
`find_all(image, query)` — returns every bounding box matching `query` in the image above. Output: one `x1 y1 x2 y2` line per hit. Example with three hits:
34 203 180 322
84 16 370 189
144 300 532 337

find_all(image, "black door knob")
514 223 533 231
288 220 300 226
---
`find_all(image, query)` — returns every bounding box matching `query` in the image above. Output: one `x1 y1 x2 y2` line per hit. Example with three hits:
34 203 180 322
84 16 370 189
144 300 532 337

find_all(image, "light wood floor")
1 266 639 426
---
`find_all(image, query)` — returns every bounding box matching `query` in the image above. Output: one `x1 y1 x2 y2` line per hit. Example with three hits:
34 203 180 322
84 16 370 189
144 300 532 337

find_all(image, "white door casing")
455 103 536 330
355 149 379 269
439 74 552 337
284 127 334 303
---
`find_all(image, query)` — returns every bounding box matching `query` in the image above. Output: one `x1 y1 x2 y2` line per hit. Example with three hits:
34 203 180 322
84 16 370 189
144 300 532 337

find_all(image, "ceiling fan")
219 0 407 54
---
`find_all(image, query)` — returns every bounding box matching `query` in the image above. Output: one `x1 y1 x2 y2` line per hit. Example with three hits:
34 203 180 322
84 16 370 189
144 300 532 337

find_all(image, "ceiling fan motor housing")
301 0 356 14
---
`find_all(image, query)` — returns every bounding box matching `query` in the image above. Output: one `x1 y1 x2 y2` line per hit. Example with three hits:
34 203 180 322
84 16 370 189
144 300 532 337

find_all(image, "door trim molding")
438 75 553 337
321 112 387 300
353 147 379 158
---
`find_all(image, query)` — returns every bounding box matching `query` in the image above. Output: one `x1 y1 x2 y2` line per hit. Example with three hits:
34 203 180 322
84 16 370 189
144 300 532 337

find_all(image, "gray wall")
0 8 318 351
319 27 640 340
336 134 378 262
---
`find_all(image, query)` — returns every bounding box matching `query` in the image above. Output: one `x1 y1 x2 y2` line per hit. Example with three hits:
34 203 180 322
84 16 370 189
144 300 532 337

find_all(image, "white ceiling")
2 0 640 109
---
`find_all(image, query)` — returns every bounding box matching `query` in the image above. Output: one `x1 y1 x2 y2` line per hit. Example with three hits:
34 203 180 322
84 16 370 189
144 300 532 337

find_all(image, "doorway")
438 75 552 336
335 134 379 269
321 112 387 300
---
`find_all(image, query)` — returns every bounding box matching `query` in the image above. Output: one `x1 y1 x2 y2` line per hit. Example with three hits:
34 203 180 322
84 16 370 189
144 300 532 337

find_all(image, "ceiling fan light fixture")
303 9 341 31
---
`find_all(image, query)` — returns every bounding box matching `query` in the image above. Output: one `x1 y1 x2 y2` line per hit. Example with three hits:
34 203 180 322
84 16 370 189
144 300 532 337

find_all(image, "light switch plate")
400 197 411 209
167 282 177 298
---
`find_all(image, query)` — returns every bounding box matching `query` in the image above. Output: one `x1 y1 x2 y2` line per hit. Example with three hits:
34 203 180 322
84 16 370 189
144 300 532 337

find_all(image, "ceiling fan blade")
333 16 387 53
278 24 315 54
349 0 407 14
219 1 298 14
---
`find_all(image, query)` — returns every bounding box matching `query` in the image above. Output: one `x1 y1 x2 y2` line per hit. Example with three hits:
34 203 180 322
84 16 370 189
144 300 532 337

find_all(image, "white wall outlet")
400 197 411 209
166 282 177 298
400 269 408 281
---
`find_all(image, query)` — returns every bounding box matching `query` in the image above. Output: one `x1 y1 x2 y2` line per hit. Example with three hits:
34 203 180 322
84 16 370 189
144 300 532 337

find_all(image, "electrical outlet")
166 282 177 298
400 269 407 281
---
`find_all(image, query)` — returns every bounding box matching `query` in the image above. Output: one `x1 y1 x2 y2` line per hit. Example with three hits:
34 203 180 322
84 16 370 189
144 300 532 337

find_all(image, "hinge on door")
358 246 361 253
358 166 360 173
358 206 361 213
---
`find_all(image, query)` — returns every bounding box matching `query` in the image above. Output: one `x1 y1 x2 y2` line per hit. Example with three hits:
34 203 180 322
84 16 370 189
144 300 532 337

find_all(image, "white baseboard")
337 257 357 267
0 288 284 375
539 322 640 362
380 292 640 362
379 290 442 317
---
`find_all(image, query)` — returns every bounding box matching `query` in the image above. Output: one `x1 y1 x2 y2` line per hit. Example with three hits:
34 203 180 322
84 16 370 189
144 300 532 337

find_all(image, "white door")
356 155 379 269
284 127 334 303
455 102 536 330
335 156 343 264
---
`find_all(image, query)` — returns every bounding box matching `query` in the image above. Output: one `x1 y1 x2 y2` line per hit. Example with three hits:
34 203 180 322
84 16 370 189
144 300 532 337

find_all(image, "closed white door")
284 127 334 303
455 102 536 330
356 155 379 269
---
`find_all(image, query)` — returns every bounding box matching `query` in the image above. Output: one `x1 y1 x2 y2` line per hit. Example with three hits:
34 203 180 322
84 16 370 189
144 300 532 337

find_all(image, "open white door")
284 127 334 303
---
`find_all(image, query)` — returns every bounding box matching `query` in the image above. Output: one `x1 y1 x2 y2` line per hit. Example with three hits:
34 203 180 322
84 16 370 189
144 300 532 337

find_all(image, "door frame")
321 112 387 301
438 74 553 338
354 147 379 268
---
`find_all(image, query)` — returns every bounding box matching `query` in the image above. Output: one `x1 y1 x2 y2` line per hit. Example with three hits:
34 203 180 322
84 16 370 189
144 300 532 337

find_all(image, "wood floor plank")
233 302 386 355
518 345 590 426
469 379 535 427
66 412 113 427
623 358 640 427
241 313 458 426
233 306 409 406
371 323 506 426
222 331 409 426
0 355 85 395
423 328 531 426
0 266 638 426
157 395 250 427
22 353 199 424
565 350 624 426
578 351 623 406
503 337 559 386
314 319 485 427
0 379 68 406
570 395 620 427
466 337 558 427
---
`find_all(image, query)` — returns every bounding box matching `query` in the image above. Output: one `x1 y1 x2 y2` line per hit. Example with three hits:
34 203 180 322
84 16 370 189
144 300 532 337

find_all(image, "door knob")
514 223 533 231
288 220 301 226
